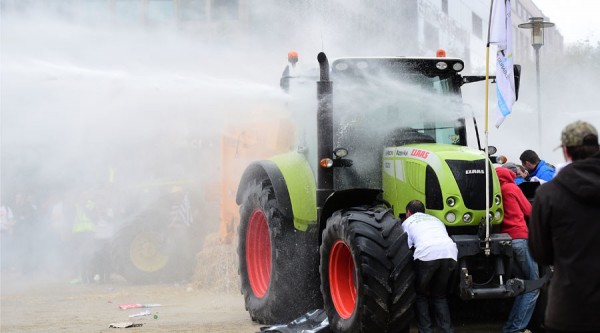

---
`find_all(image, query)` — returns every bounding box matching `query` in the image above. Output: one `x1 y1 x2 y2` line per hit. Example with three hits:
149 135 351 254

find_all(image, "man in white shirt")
403 200 458 333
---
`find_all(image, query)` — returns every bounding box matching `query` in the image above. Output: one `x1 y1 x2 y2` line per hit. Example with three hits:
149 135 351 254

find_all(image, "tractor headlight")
446 196 456 207
334 148 348 158
495 210 503 221
495 195 501 206
462 213 473 223
452 62 464 71
335 62 349 71
445 212 456 223
436 61 448 70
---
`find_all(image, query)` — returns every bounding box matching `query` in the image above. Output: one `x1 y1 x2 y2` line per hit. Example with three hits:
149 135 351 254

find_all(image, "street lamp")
518 17 554 152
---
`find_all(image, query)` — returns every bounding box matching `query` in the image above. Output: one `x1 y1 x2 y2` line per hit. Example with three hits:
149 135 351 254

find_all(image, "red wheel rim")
246 209 271 298
329 240 357 319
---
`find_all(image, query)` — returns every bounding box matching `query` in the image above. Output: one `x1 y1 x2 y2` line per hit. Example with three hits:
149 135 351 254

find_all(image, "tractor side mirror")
280 65 291 93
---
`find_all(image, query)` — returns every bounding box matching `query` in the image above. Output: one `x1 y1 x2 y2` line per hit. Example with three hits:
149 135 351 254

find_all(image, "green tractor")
236 52 544 332
108 136 217 284
110 181 207 284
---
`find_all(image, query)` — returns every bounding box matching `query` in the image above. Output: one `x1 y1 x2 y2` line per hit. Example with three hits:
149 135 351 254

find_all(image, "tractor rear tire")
238 179 322 324
112 210 196 284
320 206 415 333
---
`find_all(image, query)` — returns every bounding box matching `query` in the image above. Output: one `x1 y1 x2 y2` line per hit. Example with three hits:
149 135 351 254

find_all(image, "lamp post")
518 17 554 152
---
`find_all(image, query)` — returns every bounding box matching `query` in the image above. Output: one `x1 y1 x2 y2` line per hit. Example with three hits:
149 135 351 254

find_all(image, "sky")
534 0 600 45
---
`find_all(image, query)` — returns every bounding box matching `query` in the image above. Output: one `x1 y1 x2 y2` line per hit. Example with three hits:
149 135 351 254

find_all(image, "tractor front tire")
320 206 415 333
238 179 321 324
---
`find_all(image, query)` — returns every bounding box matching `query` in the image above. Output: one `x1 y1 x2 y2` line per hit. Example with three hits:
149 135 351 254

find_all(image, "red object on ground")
118 303 161 310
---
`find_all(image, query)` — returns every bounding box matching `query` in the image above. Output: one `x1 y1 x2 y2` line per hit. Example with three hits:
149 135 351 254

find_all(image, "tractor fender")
319 188 384 241
236 152 317 231
236 160 293 218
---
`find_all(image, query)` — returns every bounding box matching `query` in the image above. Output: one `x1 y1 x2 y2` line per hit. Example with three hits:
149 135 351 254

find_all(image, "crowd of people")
0 184 198 284
402 120 600 333
0 188 116 283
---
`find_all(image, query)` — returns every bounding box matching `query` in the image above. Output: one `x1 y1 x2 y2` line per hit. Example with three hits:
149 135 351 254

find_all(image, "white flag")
489 0 516 128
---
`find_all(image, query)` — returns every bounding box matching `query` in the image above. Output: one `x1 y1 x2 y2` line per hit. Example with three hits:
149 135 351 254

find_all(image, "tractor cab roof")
330 56 465 78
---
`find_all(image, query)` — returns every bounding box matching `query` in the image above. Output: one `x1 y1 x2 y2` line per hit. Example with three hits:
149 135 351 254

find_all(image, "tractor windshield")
331 59 466 145
329 57 468 190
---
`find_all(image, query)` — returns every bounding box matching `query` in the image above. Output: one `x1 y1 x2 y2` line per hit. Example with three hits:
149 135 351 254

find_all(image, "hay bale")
192 233 240 294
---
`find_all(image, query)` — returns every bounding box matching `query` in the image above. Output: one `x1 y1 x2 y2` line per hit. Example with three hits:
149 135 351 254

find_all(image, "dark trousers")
92 239 112 282
73 232 95 283
414 258 457 333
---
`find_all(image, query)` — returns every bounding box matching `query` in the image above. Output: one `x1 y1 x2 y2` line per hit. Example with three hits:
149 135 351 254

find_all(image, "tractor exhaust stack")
316 52 333 213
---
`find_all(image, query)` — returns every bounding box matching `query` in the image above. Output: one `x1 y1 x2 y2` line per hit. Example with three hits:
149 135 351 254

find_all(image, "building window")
441 0 448 15
115 0 142 23
424 21 440 52
180 0 207 21
211 0 239 21
472 13 482 39
517 3 523 19
147 0 174 23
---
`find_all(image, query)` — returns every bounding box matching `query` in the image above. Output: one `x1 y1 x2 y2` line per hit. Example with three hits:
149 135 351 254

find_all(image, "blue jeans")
503 239 540 333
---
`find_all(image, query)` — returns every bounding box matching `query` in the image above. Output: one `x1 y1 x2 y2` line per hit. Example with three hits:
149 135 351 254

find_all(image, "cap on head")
502 162 518 174
561 120 598 147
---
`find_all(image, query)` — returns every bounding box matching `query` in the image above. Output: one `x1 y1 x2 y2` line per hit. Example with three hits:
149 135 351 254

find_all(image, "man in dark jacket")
529 120 600 333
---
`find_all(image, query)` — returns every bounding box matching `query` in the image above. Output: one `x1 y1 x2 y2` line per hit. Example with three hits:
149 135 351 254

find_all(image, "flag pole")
483 0 495 256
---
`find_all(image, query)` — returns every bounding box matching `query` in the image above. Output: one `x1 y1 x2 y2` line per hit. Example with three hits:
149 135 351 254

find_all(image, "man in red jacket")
496 166 539 333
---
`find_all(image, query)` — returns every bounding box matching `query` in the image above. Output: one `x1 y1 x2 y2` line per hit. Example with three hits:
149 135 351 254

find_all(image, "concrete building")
417 0 563 72
2 0 563 71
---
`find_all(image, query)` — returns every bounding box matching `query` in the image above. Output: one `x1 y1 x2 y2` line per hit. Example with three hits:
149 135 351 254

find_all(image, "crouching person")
402 200 458 333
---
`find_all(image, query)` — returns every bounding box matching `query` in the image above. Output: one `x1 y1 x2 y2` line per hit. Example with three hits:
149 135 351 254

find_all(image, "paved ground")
0 271 507 333
0 274 260 333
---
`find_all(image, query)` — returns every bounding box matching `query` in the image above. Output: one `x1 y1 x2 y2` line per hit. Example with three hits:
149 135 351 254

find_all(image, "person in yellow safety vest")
168 186 194 227
72 199 97 283
72 200 96 233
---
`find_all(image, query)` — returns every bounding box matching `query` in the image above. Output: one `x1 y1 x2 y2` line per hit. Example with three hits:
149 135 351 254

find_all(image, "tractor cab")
306 55 503 229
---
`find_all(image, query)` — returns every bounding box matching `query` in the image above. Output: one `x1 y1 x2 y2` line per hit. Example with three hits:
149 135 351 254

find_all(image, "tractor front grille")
446 159 493 210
